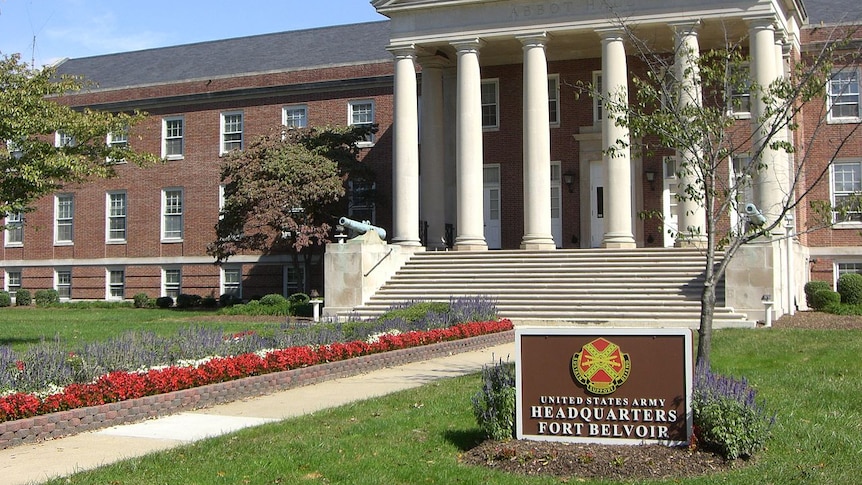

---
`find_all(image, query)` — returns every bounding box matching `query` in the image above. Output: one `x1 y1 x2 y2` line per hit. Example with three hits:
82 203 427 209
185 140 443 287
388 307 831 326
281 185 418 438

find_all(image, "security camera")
744 203 767 226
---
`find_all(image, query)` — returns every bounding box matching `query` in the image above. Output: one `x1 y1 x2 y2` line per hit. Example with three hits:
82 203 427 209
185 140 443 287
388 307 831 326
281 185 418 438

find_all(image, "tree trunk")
696 281 717 367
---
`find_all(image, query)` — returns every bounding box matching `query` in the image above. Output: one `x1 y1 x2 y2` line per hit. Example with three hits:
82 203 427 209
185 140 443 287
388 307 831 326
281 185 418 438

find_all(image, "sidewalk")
0 341 515 485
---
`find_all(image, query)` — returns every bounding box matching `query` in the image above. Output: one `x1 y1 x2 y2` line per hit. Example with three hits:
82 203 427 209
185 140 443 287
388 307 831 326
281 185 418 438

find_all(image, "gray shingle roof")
55 21 393 90
805 0 862 25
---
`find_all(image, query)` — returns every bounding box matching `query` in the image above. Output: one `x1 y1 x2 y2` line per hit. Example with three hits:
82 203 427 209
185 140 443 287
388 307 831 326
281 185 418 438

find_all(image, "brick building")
2 0 860 319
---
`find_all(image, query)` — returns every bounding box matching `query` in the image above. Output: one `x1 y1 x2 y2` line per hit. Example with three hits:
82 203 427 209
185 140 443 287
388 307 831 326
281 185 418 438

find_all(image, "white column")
388 45 421 246
749 19 784 230
671 21 707 247
518 33 556 250
598 29 636 248
452 39 488 251
419 57 447 250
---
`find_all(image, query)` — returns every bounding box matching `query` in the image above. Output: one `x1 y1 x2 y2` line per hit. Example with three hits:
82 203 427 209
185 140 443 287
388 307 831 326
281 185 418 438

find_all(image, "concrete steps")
344 248 754 328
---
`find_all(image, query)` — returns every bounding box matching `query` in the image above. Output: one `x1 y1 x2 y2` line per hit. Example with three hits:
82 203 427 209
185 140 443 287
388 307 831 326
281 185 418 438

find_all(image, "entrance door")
589 160 604 248
551 161 562 248
662 156 680 247
483 165 501 249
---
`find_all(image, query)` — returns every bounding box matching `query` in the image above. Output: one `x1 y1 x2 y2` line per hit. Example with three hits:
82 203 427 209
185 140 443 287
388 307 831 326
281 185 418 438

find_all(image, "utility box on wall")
516 327 693 446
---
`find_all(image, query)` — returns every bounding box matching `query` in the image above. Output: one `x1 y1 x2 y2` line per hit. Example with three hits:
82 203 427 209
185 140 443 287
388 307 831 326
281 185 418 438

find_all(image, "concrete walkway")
0 342 515 485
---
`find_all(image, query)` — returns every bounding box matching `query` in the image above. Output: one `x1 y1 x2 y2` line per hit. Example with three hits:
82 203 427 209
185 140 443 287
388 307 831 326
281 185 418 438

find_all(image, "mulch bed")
460 311 855 480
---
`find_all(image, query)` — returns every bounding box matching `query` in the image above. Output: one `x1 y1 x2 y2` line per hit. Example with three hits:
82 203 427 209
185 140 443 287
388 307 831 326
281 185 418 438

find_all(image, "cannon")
339 216 387 240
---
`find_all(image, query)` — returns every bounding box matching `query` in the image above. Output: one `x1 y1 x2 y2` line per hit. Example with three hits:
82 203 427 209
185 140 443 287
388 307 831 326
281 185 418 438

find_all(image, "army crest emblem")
572 337 631 395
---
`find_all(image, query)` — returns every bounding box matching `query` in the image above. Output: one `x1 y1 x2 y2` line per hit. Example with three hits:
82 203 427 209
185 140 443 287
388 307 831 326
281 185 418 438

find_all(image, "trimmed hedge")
804 280 831 309
837 273 862 305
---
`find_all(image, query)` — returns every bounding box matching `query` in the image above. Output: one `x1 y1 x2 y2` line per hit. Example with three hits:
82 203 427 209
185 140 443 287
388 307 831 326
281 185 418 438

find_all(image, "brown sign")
516 327 692 445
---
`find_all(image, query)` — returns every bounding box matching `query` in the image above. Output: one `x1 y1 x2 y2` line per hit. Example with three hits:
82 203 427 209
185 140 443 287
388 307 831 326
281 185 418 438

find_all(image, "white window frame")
55 194 74 245
106 268 125 300
106 191 127 243
220 111 244 154
55 269 72 300
283 105 308 129
55 132 75 147
548 74 560 127
348 100 375 146
162 267 181 299
162 116 184 160
106 128 129 163
5 270 21 299
830 159 862 226
481 79 500 130
4 212 23 247
221 266 242 299
161 188 184 242
592 71 603 124
728 63 752 119
827 67 862 124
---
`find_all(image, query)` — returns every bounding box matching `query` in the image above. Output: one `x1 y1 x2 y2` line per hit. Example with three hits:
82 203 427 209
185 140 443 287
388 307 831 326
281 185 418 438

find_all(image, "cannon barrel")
339 216 387 240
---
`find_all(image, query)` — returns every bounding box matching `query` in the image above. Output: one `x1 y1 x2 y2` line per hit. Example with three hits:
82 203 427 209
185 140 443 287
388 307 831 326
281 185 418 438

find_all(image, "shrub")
133 293 150 308
693 363 774 460
259 294 288 306
34 289 60 306
472 359 516 441
15 289 31 306
155 296 174 308
379 301 450 323
288 292 310 305
201 296 218 308
219 293 242 307
804 280 831 309
836 273 862 305
0 291 11 307
175 294 202 309
811 289 841 310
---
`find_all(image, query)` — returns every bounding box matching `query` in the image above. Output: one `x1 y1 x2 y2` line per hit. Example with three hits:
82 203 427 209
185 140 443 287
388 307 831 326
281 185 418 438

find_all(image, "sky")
0 0 387 68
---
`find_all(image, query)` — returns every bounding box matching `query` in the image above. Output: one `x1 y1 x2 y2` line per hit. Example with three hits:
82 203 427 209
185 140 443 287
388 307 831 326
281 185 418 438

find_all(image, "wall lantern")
645 170 656 191
563 171 575 193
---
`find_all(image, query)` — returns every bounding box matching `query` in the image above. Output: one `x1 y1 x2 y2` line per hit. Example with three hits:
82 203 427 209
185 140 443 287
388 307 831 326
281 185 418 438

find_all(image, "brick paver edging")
0 330 514 449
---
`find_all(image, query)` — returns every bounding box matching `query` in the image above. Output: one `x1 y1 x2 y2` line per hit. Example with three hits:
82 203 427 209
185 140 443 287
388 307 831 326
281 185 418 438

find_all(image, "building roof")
806 0 861 25
54 21 393 90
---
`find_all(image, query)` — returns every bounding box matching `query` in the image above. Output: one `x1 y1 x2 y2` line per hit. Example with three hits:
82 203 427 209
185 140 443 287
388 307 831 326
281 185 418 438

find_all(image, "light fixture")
645 170 656 191
563 171 575 193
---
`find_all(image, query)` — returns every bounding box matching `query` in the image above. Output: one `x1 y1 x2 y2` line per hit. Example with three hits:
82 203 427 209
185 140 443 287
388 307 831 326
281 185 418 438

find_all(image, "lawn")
0 307 285 351
38 325 862 485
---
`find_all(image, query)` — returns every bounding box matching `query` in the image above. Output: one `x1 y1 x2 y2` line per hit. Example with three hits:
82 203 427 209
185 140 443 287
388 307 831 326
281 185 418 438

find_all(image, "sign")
516 327 692 446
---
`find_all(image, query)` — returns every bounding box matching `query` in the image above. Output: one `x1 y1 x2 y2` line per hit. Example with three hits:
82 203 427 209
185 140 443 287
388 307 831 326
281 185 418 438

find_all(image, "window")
5 270 21 298
481 79 499 129
222 267 242 299
162 117 184 159
162 268 181 299
5 212 23 246
592 71 603 123
349 100 375 145
107 269 125 300
837 262 862 278
55 194 74 244
728 64 751 118
107 191 127 242
828 69 861 122
107 128 129 163
832 161 862 223
348 180 376 224
285 266 305 295
55 132 75 147
283 105 308 129
548 74 560 126
55 270 71 300
221 111 243 154
162 188 184 241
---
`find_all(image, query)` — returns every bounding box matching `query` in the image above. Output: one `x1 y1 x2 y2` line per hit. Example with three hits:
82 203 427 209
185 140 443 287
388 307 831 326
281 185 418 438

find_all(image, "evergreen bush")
836 273 862 305
803 280 831 309
0 291 11 307
259 294 288 306
34 289 60 306
133 293 150 308
811 289 841 310
155 296 173 308
15 289 31 306
175 294 202 309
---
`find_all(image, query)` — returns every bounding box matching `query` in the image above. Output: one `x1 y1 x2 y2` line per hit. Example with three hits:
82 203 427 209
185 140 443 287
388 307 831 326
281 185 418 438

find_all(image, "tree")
0 53 157 216
208 125 376 291
598 24 862 365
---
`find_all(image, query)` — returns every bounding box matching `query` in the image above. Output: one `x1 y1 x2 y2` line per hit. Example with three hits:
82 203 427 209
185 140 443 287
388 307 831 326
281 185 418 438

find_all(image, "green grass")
0 307 286 351
39 327 862 485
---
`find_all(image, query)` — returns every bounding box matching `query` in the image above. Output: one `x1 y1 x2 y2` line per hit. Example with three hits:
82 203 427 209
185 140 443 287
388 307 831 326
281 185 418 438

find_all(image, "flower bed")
0 320 513 449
